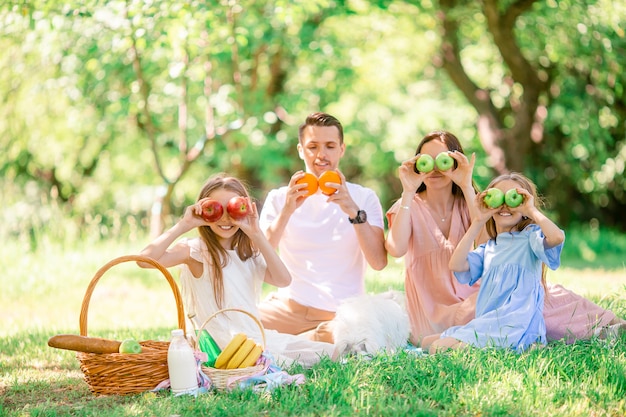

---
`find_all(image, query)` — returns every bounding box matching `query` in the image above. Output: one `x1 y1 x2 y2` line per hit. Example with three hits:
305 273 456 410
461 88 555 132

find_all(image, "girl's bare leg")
420 333 441 351
429 337 466 354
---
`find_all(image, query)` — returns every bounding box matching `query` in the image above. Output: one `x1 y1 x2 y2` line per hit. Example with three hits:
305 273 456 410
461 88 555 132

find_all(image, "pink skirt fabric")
543 284 617 342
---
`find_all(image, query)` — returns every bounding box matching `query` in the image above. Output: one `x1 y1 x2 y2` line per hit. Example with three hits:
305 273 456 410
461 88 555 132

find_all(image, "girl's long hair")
196 173 257 308
484 172 549 292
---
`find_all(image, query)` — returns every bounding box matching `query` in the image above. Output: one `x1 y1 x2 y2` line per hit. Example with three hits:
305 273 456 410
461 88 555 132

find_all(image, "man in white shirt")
259 112 388 342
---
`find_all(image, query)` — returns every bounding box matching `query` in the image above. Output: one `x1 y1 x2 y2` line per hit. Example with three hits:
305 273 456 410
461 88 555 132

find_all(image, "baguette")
48 334 122 354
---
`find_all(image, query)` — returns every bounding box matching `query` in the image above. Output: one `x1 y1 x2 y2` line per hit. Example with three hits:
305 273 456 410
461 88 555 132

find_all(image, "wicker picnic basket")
199 308 267 391
76 255 186 396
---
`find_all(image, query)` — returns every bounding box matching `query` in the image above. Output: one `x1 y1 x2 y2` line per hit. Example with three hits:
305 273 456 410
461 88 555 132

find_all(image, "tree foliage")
1 0 624 248
428 0 626 229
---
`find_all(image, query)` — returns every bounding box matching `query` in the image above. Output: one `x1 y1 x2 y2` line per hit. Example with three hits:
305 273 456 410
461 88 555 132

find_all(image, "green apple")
483 188 505 208
415 154 435 173
119 338 142 354
435 152 454 171
504 188 523 208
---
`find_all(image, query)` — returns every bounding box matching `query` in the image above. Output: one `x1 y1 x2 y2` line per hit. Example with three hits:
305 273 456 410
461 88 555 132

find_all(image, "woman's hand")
443 151 475 189
398 155 427 193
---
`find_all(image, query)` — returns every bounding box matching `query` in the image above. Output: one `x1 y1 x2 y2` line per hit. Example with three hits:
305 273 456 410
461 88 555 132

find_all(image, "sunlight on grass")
2 231 626 416
547 267 626 298
3 241 625 337
367 257 626 300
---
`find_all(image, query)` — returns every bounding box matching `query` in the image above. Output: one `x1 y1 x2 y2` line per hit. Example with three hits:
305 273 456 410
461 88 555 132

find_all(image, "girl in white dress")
139 173 335 368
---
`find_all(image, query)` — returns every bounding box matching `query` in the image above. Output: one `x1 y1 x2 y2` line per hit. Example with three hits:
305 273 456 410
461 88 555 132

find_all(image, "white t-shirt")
260 182 384 311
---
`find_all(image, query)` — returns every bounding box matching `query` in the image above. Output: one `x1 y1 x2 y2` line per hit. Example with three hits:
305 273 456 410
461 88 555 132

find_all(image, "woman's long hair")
196 173 257 308
414 130 479 197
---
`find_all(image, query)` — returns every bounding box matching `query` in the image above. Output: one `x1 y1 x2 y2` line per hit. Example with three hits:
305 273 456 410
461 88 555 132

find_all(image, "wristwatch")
348 210 367 224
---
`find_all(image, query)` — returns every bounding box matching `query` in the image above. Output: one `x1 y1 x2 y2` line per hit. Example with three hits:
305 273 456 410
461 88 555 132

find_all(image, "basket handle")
79 255 186 336
198 308 266 349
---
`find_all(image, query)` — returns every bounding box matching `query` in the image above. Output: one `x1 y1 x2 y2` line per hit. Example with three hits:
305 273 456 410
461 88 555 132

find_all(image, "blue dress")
441 224 564 352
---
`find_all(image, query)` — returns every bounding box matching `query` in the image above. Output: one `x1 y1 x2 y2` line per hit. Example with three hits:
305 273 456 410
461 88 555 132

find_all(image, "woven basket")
76 255 186 396
199 308 267 391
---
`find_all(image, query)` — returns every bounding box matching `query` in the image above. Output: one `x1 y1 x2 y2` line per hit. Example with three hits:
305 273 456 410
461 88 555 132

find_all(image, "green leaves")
1 0 626 240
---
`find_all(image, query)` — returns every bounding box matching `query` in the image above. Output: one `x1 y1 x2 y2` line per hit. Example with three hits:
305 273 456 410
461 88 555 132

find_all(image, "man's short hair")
298 112 344 144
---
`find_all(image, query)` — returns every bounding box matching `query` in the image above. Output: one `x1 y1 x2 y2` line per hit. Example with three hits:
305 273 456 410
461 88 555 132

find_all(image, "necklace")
427 201 452 223
434 209 447 222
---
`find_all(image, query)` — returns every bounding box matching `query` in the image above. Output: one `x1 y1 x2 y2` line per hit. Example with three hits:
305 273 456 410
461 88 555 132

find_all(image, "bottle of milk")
167 329 198 395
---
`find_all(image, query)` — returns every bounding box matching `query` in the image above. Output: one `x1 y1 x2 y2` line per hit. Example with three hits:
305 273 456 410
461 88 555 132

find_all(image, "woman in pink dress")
385 131 625 346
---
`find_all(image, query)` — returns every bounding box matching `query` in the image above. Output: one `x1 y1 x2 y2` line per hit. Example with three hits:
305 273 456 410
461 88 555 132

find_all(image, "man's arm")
264 206 292 249
261 171 311 249
327 172 388 271
351 221 388 270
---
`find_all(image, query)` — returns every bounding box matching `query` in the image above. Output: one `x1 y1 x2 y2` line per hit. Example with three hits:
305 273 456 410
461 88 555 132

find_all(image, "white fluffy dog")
332 290 410 357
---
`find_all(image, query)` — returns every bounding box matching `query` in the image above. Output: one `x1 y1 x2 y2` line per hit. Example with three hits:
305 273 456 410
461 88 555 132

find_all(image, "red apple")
226 196 250 220
201 199 224 222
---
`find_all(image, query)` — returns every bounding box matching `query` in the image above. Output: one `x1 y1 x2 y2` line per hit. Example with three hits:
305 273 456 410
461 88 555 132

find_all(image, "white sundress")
178 237 335 368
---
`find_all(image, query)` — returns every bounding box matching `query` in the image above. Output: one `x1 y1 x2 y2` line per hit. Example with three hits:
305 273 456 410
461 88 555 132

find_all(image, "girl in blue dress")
427 172 565 353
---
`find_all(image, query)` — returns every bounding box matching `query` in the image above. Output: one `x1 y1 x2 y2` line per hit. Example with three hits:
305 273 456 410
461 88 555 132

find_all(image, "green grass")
1 227 626 417
3 329 626 416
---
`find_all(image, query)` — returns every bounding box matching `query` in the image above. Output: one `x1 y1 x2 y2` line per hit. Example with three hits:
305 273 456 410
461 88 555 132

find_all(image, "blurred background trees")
1 0 624 250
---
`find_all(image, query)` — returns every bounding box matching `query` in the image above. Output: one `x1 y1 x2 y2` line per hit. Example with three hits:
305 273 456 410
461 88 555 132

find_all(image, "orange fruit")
318 170 341 195
296 172 318 196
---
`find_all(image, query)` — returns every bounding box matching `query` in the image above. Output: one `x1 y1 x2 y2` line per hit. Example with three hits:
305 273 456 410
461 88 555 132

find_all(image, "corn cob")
226 338 256 369
238 343 263 368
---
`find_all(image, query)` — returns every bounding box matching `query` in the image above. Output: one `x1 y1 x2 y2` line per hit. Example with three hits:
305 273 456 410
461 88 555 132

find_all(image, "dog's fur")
332 290 410 357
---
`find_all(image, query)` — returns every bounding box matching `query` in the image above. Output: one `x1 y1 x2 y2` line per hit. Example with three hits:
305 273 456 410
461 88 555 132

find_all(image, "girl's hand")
443 151 475 189
186 198 216 227
509 188 535 217
398 156 426 193
232 199 261 237
473 191 500 223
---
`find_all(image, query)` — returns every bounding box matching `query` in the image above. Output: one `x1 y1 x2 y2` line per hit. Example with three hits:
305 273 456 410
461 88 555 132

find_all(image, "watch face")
350 210 367 224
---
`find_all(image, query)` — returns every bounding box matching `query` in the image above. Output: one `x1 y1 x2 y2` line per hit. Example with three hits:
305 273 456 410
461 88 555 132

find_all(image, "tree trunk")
437 0 547 175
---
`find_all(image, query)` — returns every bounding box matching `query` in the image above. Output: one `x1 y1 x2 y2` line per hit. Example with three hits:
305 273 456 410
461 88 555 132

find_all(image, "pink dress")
387 194 618 345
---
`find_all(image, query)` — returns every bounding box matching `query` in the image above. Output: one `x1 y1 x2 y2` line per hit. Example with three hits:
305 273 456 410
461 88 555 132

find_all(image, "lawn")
1 228 625 417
